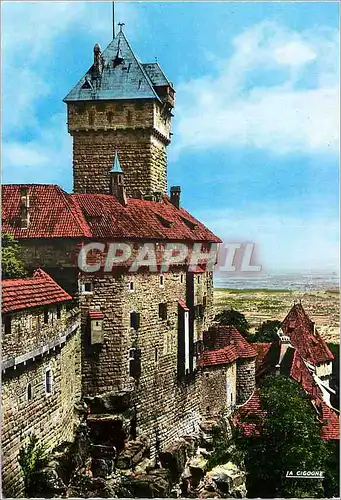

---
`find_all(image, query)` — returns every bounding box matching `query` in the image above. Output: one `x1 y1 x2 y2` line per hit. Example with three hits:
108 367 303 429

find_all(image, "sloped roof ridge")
118 31 161 102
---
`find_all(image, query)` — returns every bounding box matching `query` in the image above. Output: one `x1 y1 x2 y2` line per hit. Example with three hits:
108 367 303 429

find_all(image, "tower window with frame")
129 280 135 292
45 369 52 395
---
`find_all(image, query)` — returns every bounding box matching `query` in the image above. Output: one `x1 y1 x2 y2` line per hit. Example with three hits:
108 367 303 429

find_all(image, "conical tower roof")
64 29 161 102
110 152 123 173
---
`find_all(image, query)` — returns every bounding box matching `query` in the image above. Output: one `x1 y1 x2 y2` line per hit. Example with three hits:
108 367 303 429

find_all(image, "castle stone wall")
2 328 81 497
67 100 170 196
236 358 256 405
201 362 237 418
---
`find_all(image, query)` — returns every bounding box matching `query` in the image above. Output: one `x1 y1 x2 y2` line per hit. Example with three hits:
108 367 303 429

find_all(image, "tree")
2 232 26 279
18 435 50 497
214 309 249 335
248 320 281 343
234 375 328 498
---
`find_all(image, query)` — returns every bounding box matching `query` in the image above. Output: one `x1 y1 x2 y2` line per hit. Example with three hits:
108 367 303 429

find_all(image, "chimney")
20 187 30 229
110 152 127 206
170 186 181 209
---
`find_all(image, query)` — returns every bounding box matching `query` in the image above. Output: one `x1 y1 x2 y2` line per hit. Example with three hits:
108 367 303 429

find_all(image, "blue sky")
2 1 339 273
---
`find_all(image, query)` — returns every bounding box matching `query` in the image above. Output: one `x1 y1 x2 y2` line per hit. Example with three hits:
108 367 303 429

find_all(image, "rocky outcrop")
197 462 247 499
116 436 150 470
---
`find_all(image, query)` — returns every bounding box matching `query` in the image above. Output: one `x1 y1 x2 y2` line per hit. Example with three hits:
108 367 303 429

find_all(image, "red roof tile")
198 346 238 367
281 303 334 365
2 269 72 313
290 350 322 400
2 184 91 238
2 185 221 243
203 325 257 358
234 391 266 437
255 342 272 370
315 399 340 440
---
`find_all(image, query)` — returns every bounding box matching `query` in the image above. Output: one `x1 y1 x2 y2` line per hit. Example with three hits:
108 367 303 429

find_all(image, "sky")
1 1 339 274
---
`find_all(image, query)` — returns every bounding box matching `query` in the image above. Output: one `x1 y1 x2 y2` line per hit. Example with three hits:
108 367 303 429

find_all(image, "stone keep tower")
64 26 175 197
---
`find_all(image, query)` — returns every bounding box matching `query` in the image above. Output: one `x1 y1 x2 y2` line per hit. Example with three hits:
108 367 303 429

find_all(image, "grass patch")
214 288 291 294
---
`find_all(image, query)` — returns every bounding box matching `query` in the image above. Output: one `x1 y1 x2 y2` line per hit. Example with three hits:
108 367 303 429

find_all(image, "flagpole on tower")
112 1 115 39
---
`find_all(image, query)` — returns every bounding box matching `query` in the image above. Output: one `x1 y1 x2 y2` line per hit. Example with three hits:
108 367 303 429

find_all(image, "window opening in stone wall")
180 273 184 284
88 110 94 125
84 282 93 293
197 275 201 284
27 383 32 401
159 303 167 320
4 315 11 335
44 309 49 324
159 275 165 287
129 281 134 292
155 347 158 363
130 311 140 330
45 369 52 394
56 305 61 319
107 111 113 124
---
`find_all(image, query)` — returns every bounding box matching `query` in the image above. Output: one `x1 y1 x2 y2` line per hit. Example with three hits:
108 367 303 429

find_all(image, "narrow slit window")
44 309 49 324
45 369 52 395
159 275 165 287
56 306 61 320
27 383 32 401
4 315 11 335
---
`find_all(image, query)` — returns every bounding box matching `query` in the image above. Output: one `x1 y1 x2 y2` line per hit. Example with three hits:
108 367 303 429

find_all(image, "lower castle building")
2 270 81 497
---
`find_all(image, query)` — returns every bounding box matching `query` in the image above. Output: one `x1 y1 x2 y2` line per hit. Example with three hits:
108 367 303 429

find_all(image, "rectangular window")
44 309 49 324
159 275 165 287
180 274 184 284
56 305 61 319
203 295 207 307
84 282 93 293
45 369 52 395
184 310 190 374
158 303 168 320
129 281 134 292
129 348 141 378
4 315 11 335
130 311 140 330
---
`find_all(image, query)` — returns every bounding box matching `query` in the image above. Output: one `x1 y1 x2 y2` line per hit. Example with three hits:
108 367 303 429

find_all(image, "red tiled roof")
198 346 238 367
290 350 322 400
203 325 257 358
235 389 340 441
2 269 72 313
234 391 266 437
315 399 340 440
255 342 272 370
2 185 221 243
281 303 334 365
2 184 91 238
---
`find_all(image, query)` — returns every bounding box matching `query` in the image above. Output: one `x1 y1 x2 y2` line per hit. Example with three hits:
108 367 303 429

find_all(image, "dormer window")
181 217 198 230
156 214 173 228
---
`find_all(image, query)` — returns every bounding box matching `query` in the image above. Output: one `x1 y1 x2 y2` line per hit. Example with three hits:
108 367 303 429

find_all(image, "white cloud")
173 21 339 157
1 1 139 183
